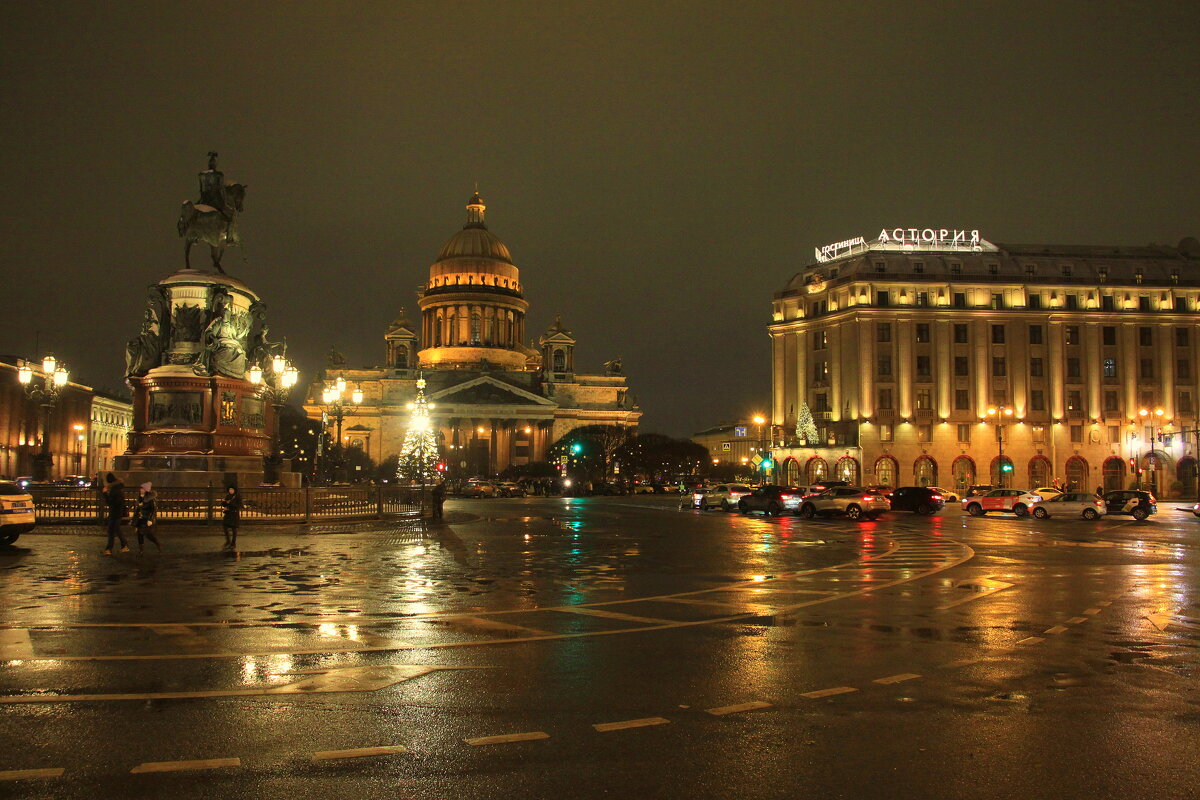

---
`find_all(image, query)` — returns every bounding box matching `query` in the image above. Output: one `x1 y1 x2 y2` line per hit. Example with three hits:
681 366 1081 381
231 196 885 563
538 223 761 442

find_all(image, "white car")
1032 492 1106 520
962 489 1043 516
929 486 960 503
703 484 753 511
0 481 36 545
1031 486 1064 501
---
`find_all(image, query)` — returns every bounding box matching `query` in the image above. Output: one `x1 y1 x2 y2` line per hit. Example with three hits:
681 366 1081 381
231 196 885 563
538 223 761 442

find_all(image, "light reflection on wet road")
1 496 1198 798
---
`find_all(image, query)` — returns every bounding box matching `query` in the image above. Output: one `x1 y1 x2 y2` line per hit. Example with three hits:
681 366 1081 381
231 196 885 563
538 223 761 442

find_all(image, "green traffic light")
570 442 583 454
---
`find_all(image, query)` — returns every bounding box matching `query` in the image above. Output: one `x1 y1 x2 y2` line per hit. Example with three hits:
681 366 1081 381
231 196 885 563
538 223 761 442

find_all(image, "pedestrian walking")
221 485 242 549
101 472 130 555
431 480 446 520
133 482 161 552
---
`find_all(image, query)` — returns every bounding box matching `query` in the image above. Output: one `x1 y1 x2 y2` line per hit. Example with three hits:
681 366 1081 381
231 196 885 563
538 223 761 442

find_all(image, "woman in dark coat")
102 472 130 555
133 482 161 552
221 485 242 549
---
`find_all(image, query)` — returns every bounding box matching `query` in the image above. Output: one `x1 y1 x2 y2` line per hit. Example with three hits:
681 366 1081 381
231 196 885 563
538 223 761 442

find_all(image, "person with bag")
221 485 242 550
132 482 161 552
101 472 130 555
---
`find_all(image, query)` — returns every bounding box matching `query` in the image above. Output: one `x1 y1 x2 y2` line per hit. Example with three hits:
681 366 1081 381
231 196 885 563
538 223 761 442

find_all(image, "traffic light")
435 462 447 473
570 442 583 455
1128 457 1137 469
761 458 774 470
1001 463 1013 473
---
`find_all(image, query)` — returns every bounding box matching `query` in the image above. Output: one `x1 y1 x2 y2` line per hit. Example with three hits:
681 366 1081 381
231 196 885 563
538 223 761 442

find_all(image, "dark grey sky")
2 2 1197 436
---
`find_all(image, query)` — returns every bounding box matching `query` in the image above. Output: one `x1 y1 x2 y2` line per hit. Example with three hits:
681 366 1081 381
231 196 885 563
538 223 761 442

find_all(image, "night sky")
2 2 1197 436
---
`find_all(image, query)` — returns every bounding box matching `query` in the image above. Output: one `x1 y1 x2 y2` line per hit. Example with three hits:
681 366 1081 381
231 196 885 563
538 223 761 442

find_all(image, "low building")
89 391 133 477
0 358 97 480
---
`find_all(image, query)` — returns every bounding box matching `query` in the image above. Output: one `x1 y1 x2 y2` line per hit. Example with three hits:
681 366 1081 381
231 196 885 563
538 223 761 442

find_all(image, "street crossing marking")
449 616 553 636
0 629 33 660
464 731 549 746
1043 626 1069 635
593 717 671 732
0 768 64 781
801 687 858 699
130 758 240 774
1066 617 1089 624
873 673 921 685
312 745 408 761
552 607 680 625
1016 636 1045 645
705 701 772 716
936 577 1015 609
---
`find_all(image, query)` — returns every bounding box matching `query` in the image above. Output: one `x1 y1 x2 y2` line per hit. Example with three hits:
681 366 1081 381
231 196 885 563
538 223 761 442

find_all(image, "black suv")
1101 490 1157 520
889 486 946 515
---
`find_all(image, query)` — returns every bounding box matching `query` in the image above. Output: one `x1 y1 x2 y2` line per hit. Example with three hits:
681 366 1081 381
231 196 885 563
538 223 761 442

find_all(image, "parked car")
461 480 498 498
737 485 805 516
962 489 1042 516
0 480 36 545
799 487 890 520
1102 490 1157 520
684 486 710 509
889 486 946 515
965 484 995 497
928 486 959 503
861 484 894 500
495 482 526 498
807 480 851 494
591 481 627 496
1031 486 1064 501
704 483 754 511
1032 492 1106 519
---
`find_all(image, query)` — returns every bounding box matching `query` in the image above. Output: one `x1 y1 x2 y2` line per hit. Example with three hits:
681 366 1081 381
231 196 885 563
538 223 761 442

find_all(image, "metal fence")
28 486 427 524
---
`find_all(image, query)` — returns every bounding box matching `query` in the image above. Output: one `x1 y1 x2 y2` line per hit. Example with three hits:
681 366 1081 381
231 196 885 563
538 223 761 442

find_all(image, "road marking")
1146 614 1200 632
801 687 858 699
593 717 671 732
873 673 921 685
0 768 64 781
1096 601 1112 607
705 701 772 716
1066 617 1089 624
1043 625 1069 635
1083 608 1102 615
317 628 415 650
130 757 240 774
0 629 34 660
464 731 549 746
1016 636 1045 645
552 607 680 625
935 577 1015 609
312 745 408 761
450 616 553 636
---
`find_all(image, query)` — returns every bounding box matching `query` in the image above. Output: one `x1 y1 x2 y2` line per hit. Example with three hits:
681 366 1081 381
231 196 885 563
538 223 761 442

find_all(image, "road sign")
751 454 763 467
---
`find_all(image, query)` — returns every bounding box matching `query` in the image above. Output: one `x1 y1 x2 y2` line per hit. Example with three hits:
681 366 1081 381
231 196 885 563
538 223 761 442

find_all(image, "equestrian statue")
178 152 247 274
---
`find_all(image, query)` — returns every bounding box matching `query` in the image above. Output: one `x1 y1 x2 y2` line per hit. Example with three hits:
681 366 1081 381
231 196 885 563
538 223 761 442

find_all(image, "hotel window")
1171 269 1180 285
813 361 830 384
1102 326 1116 346
879 424 894 442
1101 295 1115 311
1139 327 1153 346
917 424 932 443
1175 297 1189 312
913 261 924 273
1024 264 1035 277
875 291 890 307
813 331 828 350
1104 391 1119 413
991 324 1005 344
877 323 891 342
874 261 886 273
1067 390 1082 412
1103 358 1117 378
916 292 930 307
1179 359 1191 380
1181 392 1194 414
1177 328 1189 347
916 389 932 409
950 262 962 275
954 323 968 343
955 389 970 410
814 393 830 412
1066 357 1080 378
989 264 999 276
992 357 1007 377
1028 294 1042 310
954 356 969 376
1139 296 1151 311
1108 425 1121 443
916 355 931 378
877 388 893 409
1030 390 1045 410
1098 267 1108 283
915 323 930 343
1029 325 1043 344
1032 425 1046 444
878 355 892 376
1135 270 1144 285
990 293 1004 310
953 292 967 308
1139 359 1154 379
1030 358 1044 376
957 424 971 443
1065 325 1079 345
1062 264 1072 277
1070 425 1083 443
1066 295 1079 310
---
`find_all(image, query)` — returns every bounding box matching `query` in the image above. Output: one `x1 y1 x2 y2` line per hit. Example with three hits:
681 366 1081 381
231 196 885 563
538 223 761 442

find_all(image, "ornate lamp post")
986 405 1014 488
320 375 362 484
1137 406 1165 492
17 355 70 482
249 353 299 485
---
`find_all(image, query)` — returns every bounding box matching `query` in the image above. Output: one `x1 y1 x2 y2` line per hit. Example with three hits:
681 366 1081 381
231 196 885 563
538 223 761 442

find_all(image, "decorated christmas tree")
396 375 440 484
796 402 819 446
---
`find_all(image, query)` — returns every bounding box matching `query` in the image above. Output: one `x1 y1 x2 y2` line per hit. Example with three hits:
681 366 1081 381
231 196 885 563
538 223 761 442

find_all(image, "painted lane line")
1096 601 1112 607
451 616 553 637
130 757 240 774
1066 617 1090 624
1083 608 1102 615
936 577 1015 610
801 687 858 699
1043 625 1069 635
464 732 549 746
312 745 408 761
705 701 772 716
552 607 682 625
873 673 922 685
593 717 671 732
1016 636 1045 645
0 768 65 781
0 629 34 660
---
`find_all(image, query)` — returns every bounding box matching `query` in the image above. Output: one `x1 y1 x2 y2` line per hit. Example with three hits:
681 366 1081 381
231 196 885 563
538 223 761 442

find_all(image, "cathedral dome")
434 192 513 266
427 191 522 295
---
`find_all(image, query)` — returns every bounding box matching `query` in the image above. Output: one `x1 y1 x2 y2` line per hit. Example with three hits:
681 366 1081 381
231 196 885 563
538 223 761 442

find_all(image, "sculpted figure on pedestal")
178 152 248 274
124 285 170 377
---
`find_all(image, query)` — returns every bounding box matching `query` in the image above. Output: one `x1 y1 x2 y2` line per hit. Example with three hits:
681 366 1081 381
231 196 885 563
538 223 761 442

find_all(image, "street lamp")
16 355 70 482
318 377 362 484
1137 407 1166 492
250 354 300 485
985 405 1014 488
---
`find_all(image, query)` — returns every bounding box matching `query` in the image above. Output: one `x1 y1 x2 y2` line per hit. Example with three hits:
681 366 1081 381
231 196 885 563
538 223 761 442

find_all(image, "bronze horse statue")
177 182 247 273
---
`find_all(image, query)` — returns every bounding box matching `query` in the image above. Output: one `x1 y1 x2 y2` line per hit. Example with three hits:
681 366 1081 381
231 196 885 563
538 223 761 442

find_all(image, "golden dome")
434 192 513 265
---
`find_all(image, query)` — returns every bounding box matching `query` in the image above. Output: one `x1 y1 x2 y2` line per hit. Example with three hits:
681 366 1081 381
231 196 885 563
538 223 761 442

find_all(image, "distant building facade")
304 193 640 475
692 421 770 472
0 358 101 480
89 392 133 476
768 231 1200 496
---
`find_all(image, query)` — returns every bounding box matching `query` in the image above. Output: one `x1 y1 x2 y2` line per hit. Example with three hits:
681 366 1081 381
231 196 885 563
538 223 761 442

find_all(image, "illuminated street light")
15 354 70 481
985 405 1015 487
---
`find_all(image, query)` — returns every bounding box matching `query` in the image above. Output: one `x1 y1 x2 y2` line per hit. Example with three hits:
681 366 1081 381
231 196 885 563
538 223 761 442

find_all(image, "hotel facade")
768 231 1200 496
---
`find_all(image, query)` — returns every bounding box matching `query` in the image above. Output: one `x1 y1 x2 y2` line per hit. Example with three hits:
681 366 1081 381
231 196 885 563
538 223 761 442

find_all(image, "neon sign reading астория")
877 228 981 247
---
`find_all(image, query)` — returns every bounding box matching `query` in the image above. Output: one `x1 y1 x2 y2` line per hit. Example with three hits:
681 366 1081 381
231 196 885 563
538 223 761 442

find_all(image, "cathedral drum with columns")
305 192 641 476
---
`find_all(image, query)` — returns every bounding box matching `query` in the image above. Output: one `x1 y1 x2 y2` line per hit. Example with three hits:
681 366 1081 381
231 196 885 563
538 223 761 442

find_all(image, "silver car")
1031 492 1106 520
704 484 753 511
799 487 890 520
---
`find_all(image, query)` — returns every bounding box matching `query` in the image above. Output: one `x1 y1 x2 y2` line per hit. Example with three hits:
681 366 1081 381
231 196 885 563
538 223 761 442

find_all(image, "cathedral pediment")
430 376 554 407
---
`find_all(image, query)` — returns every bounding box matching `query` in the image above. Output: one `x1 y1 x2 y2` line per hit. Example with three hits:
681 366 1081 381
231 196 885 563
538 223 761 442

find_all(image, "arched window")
913 456 937 487
783 458 800 485
836 456 860 484
874 456 897 487
395 347 408 368
553 349 566 371
990 455 1014 486
806 457 828 484
1028 456 1051 489
1102 456 1126 492
1065 456 1089 492
952 456 975 492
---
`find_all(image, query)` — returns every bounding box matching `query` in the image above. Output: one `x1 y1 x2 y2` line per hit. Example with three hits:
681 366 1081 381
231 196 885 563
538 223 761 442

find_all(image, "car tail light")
862 496 873 502
930 494 943 502
780 494 793 501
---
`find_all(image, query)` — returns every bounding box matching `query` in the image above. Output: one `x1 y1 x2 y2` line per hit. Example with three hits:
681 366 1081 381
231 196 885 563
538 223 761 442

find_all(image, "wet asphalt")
1 495 1198 799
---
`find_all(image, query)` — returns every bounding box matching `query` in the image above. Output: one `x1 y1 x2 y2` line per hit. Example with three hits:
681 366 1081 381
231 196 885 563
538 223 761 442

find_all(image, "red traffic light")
435 462 447 472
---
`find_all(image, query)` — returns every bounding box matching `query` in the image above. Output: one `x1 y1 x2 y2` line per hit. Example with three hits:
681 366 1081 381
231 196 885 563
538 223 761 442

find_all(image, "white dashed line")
873 673 922 685
0 768 65 781
1096 601 1112 607
1066 617 1089 624
464 732 549 746
705 701 772 716
312 746 408 761
593 717 671 732
1016 636 1045 645
1043 625 1069 635
801 687 858 699
1083 608 1102 615
130 757 240 774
